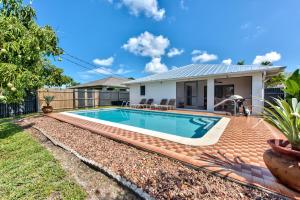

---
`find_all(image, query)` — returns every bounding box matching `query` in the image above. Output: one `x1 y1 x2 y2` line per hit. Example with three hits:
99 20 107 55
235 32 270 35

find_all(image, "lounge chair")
159 99 176 110
130 98 146 108
150 99 168 109
140 98 154 108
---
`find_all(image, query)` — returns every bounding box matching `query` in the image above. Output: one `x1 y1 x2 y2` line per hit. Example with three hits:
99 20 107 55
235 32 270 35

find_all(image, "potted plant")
42 95 54 114
263 97 300 191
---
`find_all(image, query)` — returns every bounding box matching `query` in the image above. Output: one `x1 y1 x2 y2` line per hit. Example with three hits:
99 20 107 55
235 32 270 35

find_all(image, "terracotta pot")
267 139 300 160
42 106 53 114
263 149 300 192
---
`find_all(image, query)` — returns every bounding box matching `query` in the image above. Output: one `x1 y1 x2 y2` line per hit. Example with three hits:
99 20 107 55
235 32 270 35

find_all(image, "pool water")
72 109 221 138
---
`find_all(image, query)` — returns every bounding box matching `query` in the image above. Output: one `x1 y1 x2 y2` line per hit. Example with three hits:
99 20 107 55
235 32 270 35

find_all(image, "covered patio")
176 74 262 115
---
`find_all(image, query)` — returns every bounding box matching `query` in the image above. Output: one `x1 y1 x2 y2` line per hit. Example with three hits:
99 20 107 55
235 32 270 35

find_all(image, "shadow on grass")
0 119 34 139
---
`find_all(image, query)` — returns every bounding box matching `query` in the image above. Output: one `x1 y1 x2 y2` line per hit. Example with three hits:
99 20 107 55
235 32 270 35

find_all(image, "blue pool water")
71 109 221 138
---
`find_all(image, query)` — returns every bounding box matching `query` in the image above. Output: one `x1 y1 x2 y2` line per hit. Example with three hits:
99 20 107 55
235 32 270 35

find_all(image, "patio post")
207 78 215 112
252 73 264 115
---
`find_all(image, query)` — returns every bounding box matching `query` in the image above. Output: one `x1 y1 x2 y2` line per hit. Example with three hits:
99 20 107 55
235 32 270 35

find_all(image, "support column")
252 73 264 115
207 78 215 112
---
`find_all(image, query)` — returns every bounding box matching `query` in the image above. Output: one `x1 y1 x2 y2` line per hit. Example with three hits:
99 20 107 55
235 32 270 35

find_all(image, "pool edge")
60 109 230 146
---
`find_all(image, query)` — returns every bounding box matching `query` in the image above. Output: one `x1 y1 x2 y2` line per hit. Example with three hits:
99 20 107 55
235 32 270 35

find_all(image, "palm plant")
43 95 54 107
283 69 300 101
264 98 300 151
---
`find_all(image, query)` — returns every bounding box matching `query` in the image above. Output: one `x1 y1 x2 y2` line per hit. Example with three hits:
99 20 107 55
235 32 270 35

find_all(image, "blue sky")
30 0 300 83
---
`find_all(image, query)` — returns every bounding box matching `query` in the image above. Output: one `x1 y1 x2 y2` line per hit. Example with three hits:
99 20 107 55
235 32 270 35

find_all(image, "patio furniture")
130 98 146 108
140 98 154 108
159 99 176 110
150 99 168 109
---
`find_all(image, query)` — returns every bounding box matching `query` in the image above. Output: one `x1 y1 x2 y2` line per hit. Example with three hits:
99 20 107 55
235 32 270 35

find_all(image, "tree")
0 0 75 103
261 61 273 66
236 60 245 65
265 73 285 88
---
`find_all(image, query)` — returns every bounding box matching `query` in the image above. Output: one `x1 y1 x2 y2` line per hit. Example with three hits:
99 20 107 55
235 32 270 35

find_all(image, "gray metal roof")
125 64 285 84
69 77 130 89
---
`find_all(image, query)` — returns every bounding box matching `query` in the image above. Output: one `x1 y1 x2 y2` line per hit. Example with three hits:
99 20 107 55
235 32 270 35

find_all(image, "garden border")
27 121 154 200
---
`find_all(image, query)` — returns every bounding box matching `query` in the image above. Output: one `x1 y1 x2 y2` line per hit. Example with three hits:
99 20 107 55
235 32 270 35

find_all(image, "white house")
125 64 285 115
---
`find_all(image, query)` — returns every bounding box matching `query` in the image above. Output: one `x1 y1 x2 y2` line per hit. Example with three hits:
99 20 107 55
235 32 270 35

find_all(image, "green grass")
0 119 86 200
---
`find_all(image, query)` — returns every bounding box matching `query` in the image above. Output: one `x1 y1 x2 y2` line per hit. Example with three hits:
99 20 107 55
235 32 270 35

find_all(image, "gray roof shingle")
69 77 130 89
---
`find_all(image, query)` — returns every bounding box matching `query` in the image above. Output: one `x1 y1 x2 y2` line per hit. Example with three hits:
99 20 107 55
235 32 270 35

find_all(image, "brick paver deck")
48 110 300 199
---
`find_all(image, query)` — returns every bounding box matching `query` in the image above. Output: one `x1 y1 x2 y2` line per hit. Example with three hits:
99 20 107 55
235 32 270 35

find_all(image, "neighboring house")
125 64 285 115
69 77 130 91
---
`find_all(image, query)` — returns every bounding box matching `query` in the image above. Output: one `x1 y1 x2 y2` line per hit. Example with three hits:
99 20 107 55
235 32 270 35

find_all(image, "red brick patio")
48 110 300 199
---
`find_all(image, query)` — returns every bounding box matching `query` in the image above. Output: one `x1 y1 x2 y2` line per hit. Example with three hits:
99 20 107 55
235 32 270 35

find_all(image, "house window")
215 85 234 98
140 85 145 96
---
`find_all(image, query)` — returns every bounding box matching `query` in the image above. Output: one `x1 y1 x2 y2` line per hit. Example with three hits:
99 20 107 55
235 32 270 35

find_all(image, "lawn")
0 119 86 200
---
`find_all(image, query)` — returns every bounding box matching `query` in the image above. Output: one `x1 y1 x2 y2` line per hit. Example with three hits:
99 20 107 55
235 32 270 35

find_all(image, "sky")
29 0 300 83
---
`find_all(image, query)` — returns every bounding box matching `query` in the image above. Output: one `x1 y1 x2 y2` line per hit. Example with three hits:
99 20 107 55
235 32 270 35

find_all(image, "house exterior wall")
129 73 265 115
129 80 176 104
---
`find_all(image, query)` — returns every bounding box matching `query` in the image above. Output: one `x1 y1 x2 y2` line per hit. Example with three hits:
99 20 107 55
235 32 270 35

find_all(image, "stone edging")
30 123 154 200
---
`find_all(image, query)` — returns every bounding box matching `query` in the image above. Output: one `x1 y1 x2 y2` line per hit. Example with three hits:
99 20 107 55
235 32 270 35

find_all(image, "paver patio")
47 110 300 199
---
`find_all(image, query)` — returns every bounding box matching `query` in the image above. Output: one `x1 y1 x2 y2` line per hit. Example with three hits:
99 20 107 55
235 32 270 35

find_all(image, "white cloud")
191 50 218 63
252 51 281 65
88 67 131 75
191 49 202 55
145 57 168 74
123 31 170 58
167 48 184 57
93 56 114 66
222 58 232 65
180 0 188 10
112 0 165 21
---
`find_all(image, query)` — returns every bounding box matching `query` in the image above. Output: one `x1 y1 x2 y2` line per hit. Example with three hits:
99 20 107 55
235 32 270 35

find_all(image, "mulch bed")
21 116 286 200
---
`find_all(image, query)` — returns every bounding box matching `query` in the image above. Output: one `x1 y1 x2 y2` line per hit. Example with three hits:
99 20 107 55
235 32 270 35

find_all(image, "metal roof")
69 77 130 89
125 64 285 84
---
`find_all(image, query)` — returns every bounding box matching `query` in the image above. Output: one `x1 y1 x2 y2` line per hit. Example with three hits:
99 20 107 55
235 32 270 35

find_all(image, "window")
140 85 145 96
215 85 234 98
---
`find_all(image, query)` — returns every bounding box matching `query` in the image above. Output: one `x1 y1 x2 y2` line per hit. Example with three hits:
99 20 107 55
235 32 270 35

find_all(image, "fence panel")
37 89 129 110
264 88 285 106
0 92 37 118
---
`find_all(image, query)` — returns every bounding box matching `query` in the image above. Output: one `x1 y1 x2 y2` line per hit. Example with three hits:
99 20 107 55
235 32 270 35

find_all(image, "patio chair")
130 98 146 108
140 98 154 108
159 99 176 110
150 99 168 109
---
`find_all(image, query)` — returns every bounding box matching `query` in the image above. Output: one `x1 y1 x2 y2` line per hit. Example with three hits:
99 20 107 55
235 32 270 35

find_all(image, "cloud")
110 0 165 21
180 0 188 10
123 31 170 58
252 51 281 65
191 50 218 63
88 67 131 75
145 57 168 74
167 48 184 57
93 56 114 66
222 58 232 65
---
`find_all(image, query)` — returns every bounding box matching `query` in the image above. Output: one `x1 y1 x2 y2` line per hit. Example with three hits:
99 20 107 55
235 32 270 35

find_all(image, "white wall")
252 73 264 115
215 76 252 99
129 81 176 104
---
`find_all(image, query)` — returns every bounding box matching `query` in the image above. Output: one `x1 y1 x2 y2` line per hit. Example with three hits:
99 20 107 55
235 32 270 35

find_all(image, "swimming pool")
62 108 230 146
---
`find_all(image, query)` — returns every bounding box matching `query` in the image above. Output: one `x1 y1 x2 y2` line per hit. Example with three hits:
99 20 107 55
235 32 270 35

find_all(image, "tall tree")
0 0 74 103
261 61 273 66
236 60 245 65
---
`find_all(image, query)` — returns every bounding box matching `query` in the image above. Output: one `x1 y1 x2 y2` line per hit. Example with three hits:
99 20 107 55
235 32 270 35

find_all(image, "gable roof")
125 64 285 84
69 77 130 89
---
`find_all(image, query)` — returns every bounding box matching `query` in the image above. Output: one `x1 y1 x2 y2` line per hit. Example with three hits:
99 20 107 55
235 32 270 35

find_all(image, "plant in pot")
42 95 54 114
263 97 300 192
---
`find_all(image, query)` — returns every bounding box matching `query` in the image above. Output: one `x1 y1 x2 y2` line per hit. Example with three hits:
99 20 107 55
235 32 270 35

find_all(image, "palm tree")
236 60 245 65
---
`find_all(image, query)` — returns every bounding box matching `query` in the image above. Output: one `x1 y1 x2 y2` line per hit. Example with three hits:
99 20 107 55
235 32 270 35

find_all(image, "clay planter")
264 139 300 192
267 139 300 159
42 106 53 114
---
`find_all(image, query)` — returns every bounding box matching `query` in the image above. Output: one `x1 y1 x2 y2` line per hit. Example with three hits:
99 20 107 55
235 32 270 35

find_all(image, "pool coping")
61 108 230 146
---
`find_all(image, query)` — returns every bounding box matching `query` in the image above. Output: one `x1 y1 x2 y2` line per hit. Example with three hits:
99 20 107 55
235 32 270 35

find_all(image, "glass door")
185 82 197 107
